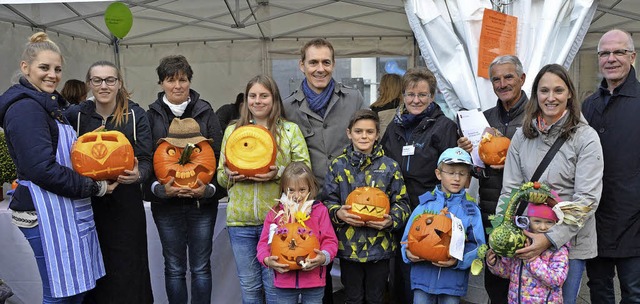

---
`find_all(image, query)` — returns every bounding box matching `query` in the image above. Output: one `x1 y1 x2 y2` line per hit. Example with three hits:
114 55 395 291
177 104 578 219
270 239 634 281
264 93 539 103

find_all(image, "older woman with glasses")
380 67 459 303
64 60 154 303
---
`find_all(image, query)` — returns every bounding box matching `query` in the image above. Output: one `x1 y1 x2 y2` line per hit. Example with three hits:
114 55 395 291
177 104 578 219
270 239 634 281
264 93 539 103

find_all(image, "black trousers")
340 258 390 304
587 255 640 304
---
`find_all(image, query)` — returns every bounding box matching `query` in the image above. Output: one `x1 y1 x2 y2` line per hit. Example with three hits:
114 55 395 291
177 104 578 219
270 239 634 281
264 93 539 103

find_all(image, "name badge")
402 145 415 156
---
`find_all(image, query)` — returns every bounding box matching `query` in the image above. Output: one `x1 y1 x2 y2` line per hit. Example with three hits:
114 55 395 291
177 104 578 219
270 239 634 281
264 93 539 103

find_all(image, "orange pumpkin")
71 130 134 180
11 179 18 190
270 222 320 270
406 208 452 262
225 125 277 177
478 131 511 166
153 140 216 188
345 187 390 222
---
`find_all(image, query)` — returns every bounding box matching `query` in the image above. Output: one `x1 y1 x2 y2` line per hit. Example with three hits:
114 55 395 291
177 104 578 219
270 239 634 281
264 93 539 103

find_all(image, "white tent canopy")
0 0 639 109
0 0 415 108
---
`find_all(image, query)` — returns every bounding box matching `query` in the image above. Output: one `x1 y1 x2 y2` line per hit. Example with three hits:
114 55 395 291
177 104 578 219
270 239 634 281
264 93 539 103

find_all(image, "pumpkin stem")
179 143 195 165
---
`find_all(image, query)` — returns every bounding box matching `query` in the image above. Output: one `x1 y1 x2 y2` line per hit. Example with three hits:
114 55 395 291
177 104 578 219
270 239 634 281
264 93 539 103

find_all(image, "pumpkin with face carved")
154 141 216 188
225 125 277 177
406 208 452 262
270 222 320 270
345 187 390 222
71 130 134 180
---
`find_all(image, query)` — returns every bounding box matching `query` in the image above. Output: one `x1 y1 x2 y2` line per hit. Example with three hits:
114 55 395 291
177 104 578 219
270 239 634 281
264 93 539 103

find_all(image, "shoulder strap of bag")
515 136 567 216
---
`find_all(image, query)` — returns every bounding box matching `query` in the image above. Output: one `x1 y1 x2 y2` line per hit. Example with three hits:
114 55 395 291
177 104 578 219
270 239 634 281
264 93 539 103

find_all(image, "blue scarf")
302 78 335 117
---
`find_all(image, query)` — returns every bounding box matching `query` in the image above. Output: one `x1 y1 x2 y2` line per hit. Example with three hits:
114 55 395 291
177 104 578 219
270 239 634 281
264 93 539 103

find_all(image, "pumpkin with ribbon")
269 192 320 270
405 208 453 262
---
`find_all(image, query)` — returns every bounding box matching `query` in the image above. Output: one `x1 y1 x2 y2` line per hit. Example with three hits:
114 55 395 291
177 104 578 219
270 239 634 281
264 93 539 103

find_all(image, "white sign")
457 110 490 168
449 213 465 261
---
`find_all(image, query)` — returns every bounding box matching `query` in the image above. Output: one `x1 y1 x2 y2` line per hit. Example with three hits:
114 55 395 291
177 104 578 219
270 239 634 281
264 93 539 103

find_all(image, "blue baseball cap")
438 147 473 166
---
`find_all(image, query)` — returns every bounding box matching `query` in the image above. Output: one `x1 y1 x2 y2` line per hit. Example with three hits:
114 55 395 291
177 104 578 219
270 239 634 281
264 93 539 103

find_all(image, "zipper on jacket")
295 269 300 289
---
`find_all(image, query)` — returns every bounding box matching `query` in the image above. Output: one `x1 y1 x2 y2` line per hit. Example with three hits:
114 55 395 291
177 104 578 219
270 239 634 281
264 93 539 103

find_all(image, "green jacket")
217 120 311 226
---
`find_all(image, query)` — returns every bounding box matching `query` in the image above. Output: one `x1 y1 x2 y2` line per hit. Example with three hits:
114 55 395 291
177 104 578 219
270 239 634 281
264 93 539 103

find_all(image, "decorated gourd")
225 125 277 177
478 129 511 166
406 208 452 262
154 141 216 188
488 182 551 257
345 187 390 222
270 193 320 270
71 130 134 180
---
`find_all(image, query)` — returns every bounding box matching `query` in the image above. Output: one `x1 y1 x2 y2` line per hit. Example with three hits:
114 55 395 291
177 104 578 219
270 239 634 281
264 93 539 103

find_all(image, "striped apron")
23 121 105 297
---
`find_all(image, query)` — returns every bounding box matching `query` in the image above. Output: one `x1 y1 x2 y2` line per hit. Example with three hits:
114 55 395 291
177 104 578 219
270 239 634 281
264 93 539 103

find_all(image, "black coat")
380 105 458 209
64 99 154 303
582 67 640 258
145 89 226 205
476 92 527 228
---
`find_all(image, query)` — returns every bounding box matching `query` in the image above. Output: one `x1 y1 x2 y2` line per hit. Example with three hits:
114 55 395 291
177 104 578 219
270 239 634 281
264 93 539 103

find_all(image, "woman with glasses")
64 61 154 303
379 67 458 304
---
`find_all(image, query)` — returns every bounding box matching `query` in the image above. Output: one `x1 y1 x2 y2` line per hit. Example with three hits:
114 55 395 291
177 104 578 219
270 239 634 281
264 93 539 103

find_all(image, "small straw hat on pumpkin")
157 118 212 147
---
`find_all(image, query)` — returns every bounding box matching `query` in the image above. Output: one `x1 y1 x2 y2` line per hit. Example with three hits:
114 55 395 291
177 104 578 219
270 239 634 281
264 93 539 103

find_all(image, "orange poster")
477 9 517 79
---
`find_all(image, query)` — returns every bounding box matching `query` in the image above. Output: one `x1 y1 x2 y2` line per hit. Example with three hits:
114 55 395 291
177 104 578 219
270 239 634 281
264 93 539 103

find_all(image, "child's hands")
264 256 290 273
336 205 365 227
432 257 457 268
249 165 278 182
365 214 392 230
486 249 497 266
405 248 425 263
301 249 326 271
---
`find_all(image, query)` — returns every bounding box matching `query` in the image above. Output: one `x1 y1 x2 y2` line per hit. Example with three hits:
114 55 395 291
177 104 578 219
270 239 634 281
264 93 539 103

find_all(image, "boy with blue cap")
400 147 486 304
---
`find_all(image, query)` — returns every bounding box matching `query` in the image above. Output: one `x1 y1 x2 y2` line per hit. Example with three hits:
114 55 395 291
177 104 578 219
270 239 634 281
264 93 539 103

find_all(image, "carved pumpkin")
71 130 134 180
225 125 277 177
270 222 320 270
154 141 216 188
406 208 452 262
478 131 511 166
345 187 390 222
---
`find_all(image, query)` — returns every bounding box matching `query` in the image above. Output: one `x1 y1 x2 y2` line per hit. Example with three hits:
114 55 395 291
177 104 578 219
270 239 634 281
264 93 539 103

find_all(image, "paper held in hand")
457 110 490 168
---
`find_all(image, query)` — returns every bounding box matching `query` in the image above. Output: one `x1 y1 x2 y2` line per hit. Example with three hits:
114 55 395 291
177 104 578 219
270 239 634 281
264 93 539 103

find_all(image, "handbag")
515 136 567 216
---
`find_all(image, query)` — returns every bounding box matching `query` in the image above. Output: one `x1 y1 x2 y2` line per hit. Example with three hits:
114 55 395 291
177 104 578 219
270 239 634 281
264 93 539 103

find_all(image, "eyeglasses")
403 93 431 101
597 49 634 58
89 77 119 87
438 169 469 178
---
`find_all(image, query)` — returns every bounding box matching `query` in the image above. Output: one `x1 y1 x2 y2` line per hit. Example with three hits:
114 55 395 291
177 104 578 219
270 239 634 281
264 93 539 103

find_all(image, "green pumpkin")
488 182 550 257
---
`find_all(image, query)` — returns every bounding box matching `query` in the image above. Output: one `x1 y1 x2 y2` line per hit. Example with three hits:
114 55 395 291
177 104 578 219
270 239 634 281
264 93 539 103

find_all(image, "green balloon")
104 2 133 39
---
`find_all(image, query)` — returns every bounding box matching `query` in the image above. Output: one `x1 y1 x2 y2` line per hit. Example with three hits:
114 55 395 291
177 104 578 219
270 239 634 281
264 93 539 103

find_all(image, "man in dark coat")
458 55 528 304
583 29 640 304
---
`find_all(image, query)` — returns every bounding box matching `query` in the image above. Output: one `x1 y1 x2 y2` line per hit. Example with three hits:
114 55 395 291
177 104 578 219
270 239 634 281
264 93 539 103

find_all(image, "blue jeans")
587 256 640 304
20 226 86 304
228 226 277 304
276 287 324 304
562 259 585 304
413 289 460 304
151 203 216 304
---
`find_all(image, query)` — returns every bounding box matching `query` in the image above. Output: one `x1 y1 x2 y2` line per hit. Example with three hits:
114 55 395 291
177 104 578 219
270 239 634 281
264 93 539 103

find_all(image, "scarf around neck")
163 94 191 117
302 78 335 117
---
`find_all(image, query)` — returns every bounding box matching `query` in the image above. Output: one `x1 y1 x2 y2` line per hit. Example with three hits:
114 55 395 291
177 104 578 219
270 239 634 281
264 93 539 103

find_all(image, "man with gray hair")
458 54 528 304
583 29 640 304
